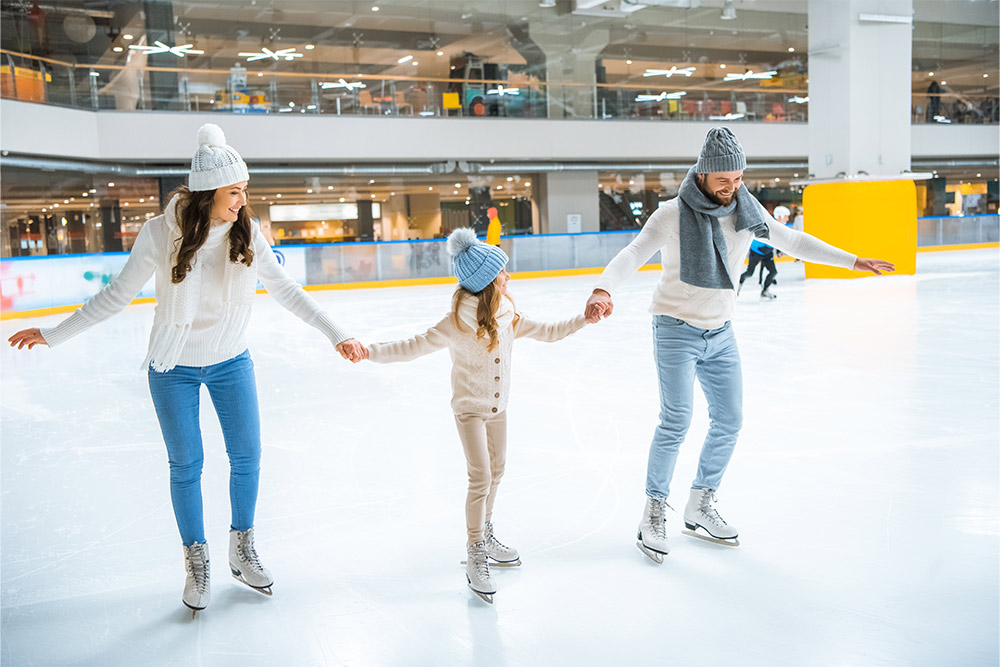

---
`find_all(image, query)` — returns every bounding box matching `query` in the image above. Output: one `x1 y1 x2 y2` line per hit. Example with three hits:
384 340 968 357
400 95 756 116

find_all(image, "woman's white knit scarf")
143 195 257 373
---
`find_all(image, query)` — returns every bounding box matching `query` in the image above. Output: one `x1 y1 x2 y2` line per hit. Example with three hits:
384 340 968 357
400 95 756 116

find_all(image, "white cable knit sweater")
368 293 587 415
595 197 858 330
40 202 349 369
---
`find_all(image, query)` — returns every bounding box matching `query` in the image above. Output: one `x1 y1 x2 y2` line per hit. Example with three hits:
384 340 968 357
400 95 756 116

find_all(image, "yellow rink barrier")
802 179 917 279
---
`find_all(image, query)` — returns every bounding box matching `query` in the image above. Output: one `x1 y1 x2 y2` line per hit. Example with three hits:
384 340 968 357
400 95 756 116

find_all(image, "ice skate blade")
466 576 496 604
183 601 205 618
470 588 494 604
636 541 666 564
460 558 521 568
231 568 274 596
682 528 740 547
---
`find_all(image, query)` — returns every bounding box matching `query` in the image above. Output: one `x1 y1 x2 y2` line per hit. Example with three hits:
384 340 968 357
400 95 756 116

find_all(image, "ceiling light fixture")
320 78 366 90
724 69 777 81
643 66 696 78
487 84 520 96
238 47 304 62
635 91 687 102
129 41 204 57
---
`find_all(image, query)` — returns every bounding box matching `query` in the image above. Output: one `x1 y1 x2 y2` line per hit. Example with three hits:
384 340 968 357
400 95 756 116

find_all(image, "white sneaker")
182 542 210 613
636 496 670 563
466 541 496 603
229 528 273 595
484 521 520 565
683 488 739 542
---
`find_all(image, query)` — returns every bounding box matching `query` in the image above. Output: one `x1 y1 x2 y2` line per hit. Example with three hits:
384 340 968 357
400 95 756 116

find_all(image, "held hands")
584 289 614 323
336 338 368 363
8 328 48 350
853 258 896 275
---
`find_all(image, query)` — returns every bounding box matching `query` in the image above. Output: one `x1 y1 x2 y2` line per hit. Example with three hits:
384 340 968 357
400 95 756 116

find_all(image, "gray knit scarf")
677 166 769 290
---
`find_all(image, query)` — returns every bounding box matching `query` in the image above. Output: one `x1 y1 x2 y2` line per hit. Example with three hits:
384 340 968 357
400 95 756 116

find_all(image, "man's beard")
696 177 736 206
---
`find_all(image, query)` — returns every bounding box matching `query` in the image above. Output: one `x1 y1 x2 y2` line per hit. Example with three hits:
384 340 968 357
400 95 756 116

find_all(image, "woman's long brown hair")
452 278 519 352
167 185 255 284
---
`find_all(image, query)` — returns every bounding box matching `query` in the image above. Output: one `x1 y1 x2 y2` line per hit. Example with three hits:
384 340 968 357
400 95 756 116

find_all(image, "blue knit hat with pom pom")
446 228 508 293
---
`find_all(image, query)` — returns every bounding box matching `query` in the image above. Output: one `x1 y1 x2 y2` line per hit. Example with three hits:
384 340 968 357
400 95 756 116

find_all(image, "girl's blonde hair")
451 278 519 352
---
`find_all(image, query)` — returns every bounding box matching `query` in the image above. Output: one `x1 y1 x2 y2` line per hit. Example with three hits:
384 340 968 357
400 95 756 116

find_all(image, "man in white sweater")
584 127 894 562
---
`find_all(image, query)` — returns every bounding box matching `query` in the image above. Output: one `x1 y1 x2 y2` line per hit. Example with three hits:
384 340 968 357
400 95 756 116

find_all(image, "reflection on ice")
2 249 998 666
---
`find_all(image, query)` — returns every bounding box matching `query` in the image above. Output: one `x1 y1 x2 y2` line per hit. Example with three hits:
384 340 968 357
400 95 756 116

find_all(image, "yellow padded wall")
802 180 917 279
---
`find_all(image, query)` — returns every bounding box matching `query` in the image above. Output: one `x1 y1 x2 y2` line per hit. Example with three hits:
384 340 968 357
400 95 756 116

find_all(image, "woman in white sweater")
7 124 364 615
362 228 591 604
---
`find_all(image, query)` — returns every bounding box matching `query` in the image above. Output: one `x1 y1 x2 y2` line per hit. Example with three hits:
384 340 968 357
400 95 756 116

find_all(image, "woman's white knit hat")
188 124 250 192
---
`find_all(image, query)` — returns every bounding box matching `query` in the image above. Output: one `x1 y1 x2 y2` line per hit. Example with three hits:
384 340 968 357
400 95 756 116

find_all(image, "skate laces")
698 491 728 526
469 542 490 578
186 543 209 592
237 530 264 572
485 522 510 552
649 498 670 539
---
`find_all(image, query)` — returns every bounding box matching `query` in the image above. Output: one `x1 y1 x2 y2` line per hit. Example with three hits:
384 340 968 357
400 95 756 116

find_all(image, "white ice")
2 249 998 667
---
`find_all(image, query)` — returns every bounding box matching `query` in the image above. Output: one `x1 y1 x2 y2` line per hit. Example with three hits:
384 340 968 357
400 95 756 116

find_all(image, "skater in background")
7 124 366 615
357 228 592 603
738 204 791 300
584 127 894 562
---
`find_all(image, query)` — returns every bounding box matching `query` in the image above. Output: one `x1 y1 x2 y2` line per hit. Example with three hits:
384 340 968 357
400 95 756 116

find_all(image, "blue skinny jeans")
148 349 261 546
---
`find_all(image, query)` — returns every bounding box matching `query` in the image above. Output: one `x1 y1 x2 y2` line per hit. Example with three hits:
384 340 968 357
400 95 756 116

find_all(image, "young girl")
8 124 365 615
362 228 591 603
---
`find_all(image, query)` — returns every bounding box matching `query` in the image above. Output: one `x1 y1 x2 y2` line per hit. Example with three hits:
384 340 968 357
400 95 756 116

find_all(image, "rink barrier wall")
1 219 997 320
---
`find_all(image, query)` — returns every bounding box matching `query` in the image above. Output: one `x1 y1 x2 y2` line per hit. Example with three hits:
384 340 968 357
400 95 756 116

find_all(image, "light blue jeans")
148 349 262 546
646 315 743 499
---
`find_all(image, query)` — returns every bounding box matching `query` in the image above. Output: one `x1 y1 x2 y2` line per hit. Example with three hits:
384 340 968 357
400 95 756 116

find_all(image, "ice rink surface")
2 248 998 667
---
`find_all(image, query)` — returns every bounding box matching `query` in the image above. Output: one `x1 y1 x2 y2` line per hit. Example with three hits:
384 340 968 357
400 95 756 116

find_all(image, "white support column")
807 0 914 178
538 171 600 234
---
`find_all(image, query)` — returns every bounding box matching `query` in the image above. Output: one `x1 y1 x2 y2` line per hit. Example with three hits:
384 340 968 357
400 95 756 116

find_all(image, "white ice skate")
760 288 776 300
682 488 740 547
229 528 274 595
466 541 496 604
636 496 671 564
182 542 210 617
484 521 521 567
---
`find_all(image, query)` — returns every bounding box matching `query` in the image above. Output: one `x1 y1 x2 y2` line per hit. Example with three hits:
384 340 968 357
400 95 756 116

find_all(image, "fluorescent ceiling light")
320 79 366 90
787 96 809 104
635 91 687 102
487 85 520 96
238 47 303 62
724 70 777 81
129 41 204 57
643 66 696 78
397 55 413 64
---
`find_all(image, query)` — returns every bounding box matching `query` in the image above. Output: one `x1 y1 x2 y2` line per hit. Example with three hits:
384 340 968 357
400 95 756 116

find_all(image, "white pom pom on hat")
446 227 479 257
196 123 227 148
188 124 249 191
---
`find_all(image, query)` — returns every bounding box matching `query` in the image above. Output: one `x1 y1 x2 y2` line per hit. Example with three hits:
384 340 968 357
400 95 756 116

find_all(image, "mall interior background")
0 0 997 259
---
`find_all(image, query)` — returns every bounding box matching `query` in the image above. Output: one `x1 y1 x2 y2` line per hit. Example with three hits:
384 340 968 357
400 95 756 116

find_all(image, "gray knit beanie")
188 124 250 191
696 127 747 174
